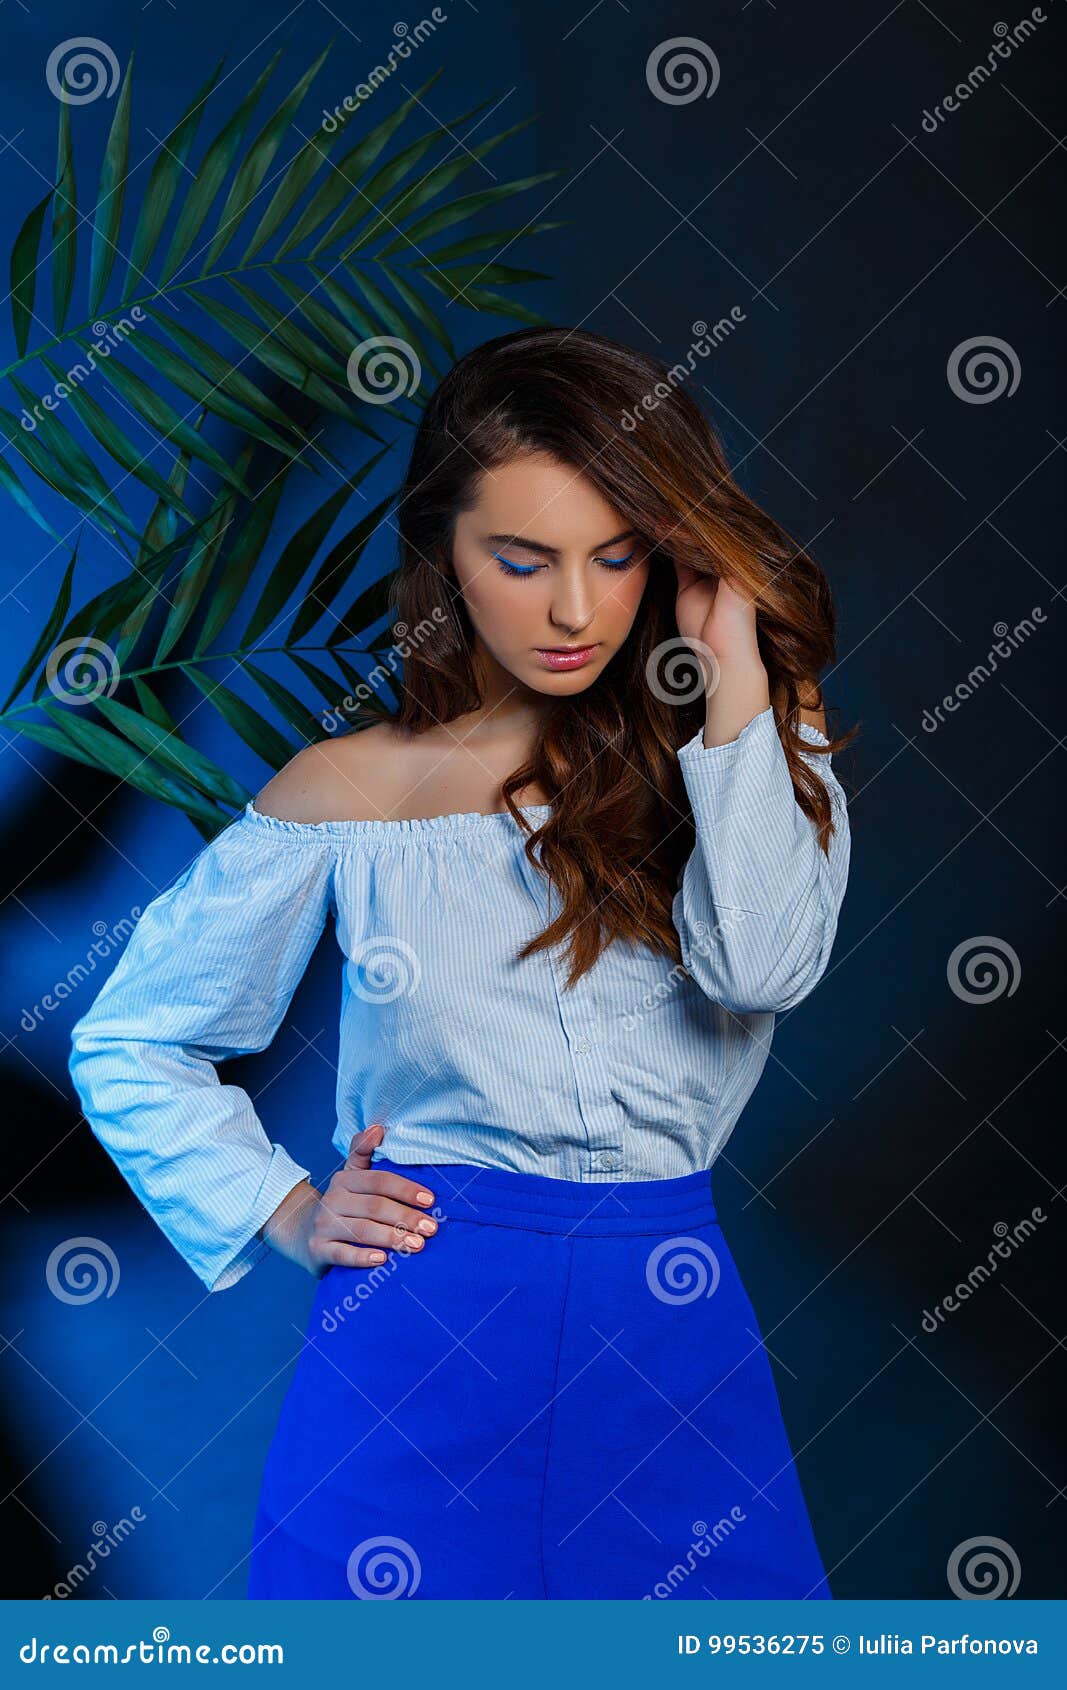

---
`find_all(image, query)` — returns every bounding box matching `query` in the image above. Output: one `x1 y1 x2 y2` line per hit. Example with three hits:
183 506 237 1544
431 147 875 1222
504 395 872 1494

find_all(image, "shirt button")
593 1149 621 1171
575 1037 590 1054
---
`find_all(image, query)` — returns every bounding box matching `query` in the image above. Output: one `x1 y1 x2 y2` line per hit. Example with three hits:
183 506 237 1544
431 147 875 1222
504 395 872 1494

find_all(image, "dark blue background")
2 0 1062 1600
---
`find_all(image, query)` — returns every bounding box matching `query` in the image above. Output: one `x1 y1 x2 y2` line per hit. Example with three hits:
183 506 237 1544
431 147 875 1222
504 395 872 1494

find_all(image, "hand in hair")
673 564 770 747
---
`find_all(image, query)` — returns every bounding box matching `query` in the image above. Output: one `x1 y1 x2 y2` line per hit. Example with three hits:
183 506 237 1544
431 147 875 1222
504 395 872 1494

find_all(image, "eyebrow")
483 529 637 556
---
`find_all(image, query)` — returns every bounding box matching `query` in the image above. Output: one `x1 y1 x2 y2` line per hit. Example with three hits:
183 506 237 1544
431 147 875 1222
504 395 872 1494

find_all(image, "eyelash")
492 551 637 578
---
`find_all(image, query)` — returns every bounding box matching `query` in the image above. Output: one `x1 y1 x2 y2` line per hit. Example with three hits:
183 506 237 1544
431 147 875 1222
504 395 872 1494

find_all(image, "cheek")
602 569 649 630
461 569 540 639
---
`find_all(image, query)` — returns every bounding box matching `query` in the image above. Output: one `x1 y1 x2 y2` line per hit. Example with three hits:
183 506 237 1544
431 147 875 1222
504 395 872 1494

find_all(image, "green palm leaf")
93 690 251 810
202 44 332 272
39 698 227 831
287 489 395 643
183 662 299 770
52 100 77 332
2 46 559 829
0 448 66 546
120 60 222 298
156 50 281 287
192 460 295 655
241 445 390 647
342 116 538 259
1 538 79 712
37 353 198 522
10 187 52 357
87 56 134 317
272 69 446 260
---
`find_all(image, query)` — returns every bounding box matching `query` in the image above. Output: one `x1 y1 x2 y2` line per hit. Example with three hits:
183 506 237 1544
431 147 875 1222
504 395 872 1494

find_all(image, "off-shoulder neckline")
241 797 554 838
240 717 830 838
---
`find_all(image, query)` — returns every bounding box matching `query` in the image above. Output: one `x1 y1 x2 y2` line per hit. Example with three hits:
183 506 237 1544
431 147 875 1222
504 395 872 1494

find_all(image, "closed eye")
492 554 543 577
492 550 638 578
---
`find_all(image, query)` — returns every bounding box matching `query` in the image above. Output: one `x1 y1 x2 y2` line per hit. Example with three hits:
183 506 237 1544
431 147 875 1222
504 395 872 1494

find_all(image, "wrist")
702 665 771 748
258 1178 324 1277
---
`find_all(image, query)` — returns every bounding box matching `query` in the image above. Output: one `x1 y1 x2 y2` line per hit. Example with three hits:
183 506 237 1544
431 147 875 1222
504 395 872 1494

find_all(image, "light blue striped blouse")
68 704 850 1294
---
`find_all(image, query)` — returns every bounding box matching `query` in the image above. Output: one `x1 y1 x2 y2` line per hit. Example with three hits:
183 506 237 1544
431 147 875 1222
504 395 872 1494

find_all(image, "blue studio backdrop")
0 0 1062 1601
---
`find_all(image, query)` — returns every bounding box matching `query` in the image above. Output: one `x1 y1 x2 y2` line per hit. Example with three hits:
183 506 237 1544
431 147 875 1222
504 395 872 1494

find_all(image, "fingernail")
417 1218 436 1235
370 1252 385 1263
416 1190 433 1204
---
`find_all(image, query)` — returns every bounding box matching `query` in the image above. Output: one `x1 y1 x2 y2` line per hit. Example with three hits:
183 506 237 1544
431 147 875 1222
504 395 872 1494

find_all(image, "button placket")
522 841 626 1180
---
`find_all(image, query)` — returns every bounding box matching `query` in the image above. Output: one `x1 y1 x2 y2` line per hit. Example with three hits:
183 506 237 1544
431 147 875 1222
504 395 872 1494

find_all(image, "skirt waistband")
372 1155 717 1236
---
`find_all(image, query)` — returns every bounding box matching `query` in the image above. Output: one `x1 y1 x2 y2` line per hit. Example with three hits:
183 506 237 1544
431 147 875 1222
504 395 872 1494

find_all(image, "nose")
548 564 595 637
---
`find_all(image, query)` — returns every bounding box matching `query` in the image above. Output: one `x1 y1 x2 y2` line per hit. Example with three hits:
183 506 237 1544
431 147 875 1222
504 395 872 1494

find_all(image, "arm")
672 704 850 1014
670 572 851 1015
68 805 336 1293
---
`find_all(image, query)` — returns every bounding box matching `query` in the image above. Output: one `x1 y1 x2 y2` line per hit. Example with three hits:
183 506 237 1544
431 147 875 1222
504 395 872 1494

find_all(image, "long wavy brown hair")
377 325 855 989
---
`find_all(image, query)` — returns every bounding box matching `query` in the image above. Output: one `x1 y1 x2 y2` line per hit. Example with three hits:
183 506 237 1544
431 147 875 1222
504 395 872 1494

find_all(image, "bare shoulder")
251 724 406 823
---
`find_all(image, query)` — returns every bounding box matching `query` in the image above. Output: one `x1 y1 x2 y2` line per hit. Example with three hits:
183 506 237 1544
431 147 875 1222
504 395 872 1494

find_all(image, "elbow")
68 1009 110 1092
681 919 840 1015
702 961 831 1016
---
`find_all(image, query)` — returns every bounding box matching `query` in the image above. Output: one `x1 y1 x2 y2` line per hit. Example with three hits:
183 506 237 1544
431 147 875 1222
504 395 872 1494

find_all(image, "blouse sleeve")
68 807 339 1294
671 705 851 1015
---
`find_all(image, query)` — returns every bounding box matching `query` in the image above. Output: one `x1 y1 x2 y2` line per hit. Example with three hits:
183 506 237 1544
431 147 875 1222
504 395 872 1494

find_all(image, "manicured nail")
416 1190 433 1204
417 1218 436 1235
370 1252 385 1263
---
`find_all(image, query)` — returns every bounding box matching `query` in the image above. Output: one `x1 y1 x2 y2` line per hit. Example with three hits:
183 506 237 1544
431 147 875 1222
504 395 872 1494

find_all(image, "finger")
346 1122 385 1171
322 1185 436 1232
347 1168 436 1209
319 1241 391 1270
333 1190 439 1237
338 1217 430 1255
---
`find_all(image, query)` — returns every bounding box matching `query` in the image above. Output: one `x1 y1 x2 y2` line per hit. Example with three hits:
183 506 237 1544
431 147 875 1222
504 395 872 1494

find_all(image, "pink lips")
534 645 598 671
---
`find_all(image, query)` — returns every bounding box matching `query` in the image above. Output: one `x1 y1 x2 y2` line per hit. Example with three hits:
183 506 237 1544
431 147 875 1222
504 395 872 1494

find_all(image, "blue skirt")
247 1156 832 1600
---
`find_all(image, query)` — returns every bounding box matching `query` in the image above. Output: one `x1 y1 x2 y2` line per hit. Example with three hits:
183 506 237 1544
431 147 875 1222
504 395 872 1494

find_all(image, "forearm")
701 656 771 747
673 703 850 1015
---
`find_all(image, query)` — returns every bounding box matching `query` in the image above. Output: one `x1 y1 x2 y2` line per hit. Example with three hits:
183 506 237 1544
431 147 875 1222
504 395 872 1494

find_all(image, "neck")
462 643 550 740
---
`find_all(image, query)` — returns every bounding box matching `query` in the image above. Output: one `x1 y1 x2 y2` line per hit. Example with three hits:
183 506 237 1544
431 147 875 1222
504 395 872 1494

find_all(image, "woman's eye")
491 549 638 577
493 555 543 577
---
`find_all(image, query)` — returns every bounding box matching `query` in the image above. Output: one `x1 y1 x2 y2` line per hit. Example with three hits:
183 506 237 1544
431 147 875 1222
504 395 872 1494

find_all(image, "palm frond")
2 48 563 544
3 46 564 832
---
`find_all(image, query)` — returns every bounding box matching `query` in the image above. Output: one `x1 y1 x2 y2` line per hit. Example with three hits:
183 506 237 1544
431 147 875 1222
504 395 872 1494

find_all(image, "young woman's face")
450 451 652 694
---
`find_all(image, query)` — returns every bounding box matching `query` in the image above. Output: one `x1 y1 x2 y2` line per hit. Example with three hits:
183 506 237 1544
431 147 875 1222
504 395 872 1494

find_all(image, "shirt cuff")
676 704 793 815
202 1143 313 1293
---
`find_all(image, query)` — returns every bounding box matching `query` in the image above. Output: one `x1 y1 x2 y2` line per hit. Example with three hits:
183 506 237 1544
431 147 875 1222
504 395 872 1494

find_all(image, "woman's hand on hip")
306 1123 438 1273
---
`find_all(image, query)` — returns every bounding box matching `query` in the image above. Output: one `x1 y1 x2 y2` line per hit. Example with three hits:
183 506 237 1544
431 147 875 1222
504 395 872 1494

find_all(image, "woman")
69 326 853 1601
